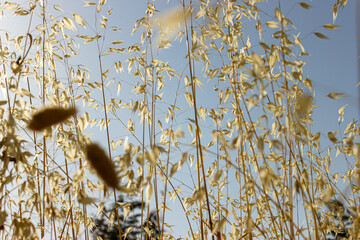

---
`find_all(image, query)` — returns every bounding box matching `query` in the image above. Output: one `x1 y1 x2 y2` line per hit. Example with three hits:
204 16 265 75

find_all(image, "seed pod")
28 106 76 131
85 143 119 189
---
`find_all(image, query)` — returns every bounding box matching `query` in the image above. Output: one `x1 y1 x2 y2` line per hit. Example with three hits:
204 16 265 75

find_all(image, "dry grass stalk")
85 143 119 189
28 106 76 131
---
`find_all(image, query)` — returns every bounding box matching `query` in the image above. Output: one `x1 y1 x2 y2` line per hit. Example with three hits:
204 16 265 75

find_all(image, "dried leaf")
332 4 338 22
169 164 178 178
63 17 77 31
295 94 313 118
11 61 22 74
28 107 76 131
327 92 345 100
3 2 18 11
83 1 95 6
112 40 124 45
266 21 279 28
146 183 153 204
299 2 312 10
73 14 86 27
323 24 339 30
78 196 97 205
328 131 338 144
53 5 63 11
314 32 329 40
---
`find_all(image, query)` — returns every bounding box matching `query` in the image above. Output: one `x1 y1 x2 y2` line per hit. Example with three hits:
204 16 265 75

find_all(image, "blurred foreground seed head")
85 143 119 189
27 106 76 131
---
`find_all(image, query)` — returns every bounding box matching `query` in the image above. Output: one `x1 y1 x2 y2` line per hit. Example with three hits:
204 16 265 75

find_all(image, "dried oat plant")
0 0 355 239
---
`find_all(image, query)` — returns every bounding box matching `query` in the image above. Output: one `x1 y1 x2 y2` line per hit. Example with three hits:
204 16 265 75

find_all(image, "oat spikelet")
28 106 76 131
85 143 119 189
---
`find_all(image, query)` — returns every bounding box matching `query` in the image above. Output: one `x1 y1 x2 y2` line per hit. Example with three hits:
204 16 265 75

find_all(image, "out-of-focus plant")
317 198 356 240
91 195 160 240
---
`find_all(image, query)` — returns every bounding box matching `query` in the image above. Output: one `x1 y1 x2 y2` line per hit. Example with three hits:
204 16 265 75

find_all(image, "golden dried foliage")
0 0 354 239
